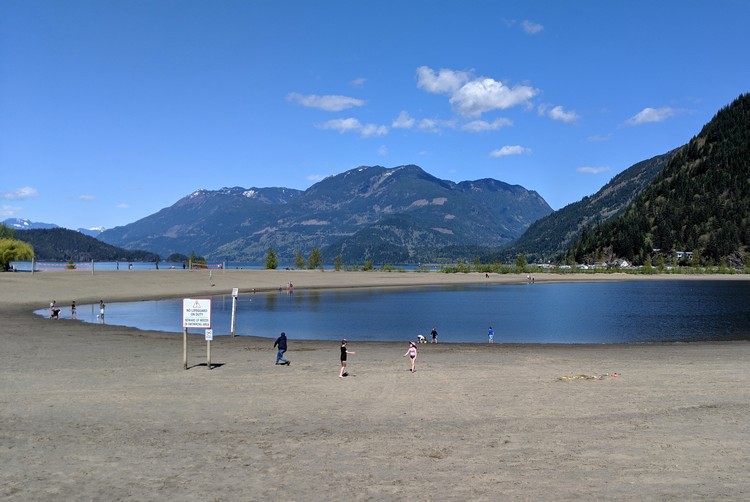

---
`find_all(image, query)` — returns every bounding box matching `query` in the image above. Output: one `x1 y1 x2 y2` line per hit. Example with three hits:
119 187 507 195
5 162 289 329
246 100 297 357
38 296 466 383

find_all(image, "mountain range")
98 165 552 264
2 218 105 238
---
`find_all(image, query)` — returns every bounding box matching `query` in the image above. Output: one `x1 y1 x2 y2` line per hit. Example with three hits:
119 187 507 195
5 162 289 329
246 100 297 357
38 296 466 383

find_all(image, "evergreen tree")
294 250 305 269
516 253 527 273
0 224 16 239
307 248 323 270
265 248 278 269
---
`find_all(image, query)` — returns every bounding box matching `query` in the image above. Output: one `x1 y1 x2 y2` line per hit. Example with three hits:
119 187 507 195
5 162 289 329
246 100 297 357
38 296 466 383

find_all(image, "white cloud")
316 118 388 137
450 78 538 117
577 166 611 174
0 186 38 200
378 145 388 156
521 20 544 35
0 204 20 217
350 77 366 88
587 133 612 142
116 203 129 209
538 104 579 123
462 118 513 132
316 118 361 133
79 194 96 202
393 111 456 134
360 123 388 137
626 107 677 125
417 66 538 118
490 145 531 158
417 118 456 133
503 18 544 35
416 66 471 94
392 111 415 129
307 174 326 182
548 105 579 123
287 92 365 112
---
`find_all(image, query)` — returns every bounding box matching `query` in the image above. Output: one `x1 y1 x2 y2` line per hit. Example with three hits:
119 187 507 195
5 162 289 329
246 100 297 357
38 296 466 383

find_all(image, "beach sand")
1 270 749 500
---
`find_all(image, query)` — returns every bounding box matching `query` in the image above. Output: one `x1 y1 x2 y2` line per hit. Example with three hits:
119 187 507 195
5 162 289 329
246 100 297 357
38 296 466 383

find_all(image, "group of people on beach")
49 300 80 320
48 299 105 322
273 323 501 377
273 331 435 377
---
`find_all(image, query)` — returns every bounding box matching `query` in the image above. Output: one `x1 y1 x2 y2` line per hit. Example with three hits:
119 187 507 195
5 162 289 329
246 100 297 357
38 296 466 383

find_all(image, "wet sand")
1 270 749 500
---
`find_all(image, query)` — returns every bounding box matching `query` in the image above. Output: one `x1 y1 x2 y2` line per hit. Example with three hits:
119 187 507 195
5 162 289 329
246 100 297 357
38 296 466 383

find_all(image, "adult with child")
49 300 60 320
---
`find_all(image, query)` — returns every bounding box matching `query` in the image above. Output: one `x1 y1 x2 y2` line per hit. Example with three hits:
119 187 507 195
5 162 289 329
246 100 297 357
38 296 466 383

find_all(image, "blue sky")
2 1 749 231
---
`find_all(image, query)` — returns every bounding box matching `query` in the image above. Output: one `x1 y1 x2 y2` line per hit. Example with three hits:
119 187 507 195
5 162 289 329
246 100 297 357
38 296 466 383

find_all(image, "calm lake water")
38 280 750 344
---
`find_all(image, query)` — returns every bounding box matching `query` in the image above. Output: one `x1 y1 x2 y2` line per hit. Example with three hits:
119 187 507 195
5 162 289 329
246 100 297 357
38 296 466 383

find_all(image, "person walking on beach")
273 331 290 365
403 341 418 372
339 339 355 378
71 301 77 319
488 326 494 344
99 300 105 323
431 326 438 343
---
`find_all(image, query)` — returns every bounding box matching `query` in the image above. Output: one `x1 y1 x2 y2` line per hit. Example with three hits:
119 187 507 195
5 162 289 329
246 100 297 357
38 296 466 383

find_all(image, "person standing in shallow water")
339 339 355 378
488 326 494 344
431 326 438 343
273 331 290 365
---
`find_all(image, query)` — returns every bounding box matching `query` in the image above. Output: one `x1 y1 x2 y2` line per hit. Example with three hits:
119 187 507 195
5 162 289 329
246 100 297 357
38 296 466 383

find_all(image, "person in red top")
403 341 418 373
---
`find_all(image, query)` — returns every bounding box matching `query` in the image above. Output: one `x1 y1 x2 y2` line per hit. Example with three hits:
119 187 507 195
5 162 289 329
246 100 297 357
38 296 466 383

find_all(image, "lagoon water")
40 280 750 344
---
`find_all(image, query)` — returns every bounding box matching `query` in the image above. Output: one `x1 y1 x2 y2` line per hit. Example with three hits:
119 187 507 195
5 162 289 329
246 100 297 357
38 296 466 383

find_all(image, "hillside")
98 186 302 260
570 93 750 267
498 149 679 263
17 228 159 262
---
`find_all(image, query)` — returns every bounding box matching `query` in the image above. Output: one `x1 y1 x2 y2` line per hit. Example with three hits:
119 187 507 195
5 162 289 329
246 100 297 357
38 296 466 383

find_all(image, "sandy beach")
2 269 749 501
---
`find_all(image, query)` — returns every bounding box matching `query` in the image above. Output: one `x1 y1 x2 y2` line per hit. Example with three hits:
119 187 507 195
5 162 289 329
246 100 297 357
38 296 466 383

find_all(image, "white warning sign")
182 298 212 329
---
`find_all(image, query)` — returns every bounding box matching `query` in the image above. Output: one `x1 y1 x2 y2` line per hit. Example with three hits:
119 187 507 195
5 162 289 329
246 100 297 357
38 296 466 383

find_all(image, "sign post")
205 329 213 370
231 288 239 337
182 298 212 370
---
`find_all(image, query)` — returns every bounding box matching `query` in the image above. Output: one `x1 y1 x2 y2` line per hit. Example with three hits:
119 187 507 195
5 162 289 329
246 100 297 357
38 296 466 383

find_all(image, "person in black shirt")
273 332 290 365
339 339 355 378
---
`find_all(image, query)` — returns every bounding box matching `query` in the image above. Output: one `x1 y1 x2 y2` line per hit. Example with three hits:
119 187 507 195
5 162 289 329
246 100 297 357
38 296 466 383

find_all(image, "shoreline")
6 267 750 307
2 270 750 499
